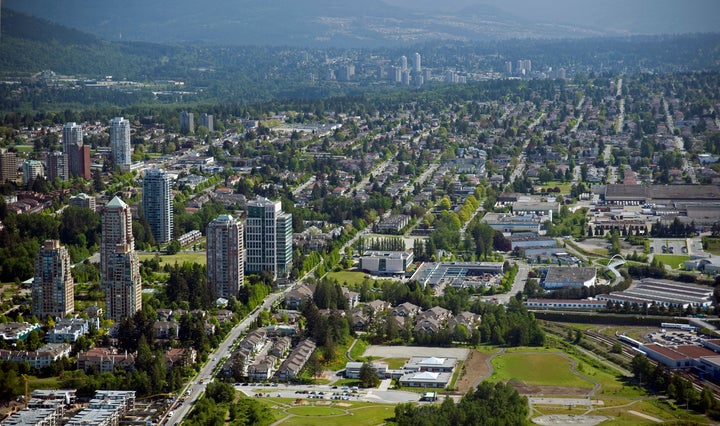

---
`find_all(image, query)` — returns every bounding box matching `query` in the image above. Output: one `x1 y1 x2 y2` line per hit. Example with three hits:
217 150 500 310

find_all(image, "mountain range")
5 0 718 48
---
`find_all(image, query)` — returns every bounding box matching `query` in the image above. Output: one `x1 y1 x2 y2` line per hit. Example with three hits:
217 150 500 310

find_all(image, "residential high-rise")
0 148 18 183
22 160 44 185
200 113 214 133
414 52 421 73
33 240 74 319
46 151 68 182
245 197 292 279
180 111 195 134
142 169 173 244
101 196 141 321
63 122 83 178
206 214 244 299
399 55 408 71
109 117 131 170
78 145 91 180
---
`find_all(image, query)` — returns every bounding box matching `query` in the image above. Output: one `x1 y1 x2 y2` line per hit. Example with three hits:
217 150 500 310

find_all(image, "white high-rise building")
109 117 131 169
245 197 292 280
207 214 244 299
399 55 408 71
22 160 44 185
414 52 421 73
142 169 173 244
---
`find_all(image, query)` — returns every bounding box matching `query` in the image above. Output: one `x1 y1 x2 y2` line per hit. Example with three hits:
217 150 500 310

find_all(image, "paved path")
628 410 663 423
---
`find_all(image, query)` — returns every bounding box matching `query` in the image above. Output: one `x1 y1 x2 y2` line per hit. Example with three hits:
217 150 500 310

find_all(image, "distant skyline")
4 0 719 47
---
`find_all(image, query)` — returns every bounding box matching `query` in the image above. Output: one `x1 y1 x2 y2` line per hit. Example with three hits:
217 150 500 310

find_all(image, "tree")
359 361 380 388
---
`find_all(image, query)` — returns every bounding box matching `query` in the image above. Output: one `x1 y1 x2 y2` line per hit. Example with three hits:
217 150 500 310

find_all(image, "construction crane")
21 374 29 408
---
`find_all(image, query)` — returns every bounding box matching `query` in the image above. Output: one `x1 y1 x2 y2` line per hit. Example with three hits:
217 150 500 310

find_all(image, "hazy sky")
385 0 720 34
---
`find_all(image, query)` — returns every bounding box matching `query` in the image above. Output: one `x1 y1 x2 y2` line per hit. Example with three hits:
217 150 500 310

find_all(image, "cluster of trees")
470 298 545 347
0 206 100 281
302 299 351 365
650 218 696 238
631 355 719 418
359 236 405 252
186 382 274 426
392 382 529 425
627 257 667 279
545 207 588 239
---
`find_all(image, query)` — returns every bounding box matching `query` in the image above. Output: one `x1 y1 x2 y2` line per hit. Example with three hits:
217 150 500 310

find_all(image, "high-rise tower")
207 214 244 299
142 169 173 244
245 197 292 279
63 122 83 178
180 111 195 134
33 240 74 319
399 55 408 71
109 117 131 169
414 52 421 73
101 196 141 321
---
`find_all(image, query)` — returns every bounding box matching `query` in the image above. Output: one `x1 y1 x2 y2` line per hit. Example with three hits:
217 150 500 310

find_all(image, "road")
662 97 697 183
615 78 625 133
603 145 617 184
292 175 316 197
507 112 544 188
165 289 290 426
486 262 529 305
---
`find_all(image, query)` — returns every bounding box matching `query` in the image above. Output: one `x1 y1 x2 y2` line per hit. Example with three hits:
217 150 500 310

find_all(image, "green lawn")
281 405 395 426
13 145 34 153
326 270 398 287
326 271 371 286
138 252 206 267
489 352 595 388
702 237 720 255
381 358 407 369
348 338 369 361
652 254 690 269
287 406 346 416
535 181 573 193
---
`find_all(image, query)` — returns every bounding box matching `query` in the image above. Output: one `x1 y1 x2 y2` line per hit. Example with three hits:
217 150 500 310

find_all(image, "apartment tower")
245 197 292 279
142 169 173 244
33 240 74 319
206 214 244 299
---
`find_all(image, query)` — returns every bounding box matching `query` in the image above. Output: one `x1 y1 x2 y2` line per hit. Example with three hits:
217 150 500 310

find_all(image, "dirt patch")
455 350 491 394
336 403 352 407
510 380 590 397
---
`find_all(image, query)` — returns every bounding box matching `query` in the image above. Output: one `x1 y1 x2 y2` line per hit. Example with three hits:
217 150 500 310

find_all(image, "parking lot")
647 329 702 346
649 238 687 255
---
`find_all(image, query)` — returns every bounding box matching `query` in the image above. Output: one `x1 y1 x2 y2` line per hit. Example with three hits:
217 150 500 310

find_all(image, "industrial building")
596 278 713 309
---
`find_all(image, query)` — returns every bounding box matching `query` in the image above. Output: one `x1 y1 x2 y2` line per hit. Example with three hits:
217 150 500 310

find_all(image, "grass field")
282 405 394 426
651 254 690 269
326 271 372 286
489 352 595 388
14 145 34 153
138 252 206 267
535 181 572 193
